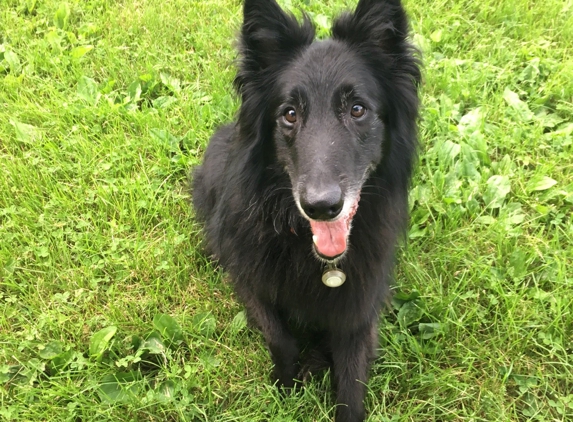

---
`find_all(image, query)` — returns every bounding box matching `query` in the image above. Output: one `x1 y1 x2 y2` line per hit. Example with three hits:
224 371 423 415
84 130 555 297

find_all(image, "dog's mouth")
309 196 359 260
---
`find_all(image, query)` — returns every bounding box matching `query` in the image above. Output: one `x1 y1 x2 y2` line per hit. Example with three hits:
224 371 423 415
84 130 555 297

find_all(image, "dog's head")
235 0 420 261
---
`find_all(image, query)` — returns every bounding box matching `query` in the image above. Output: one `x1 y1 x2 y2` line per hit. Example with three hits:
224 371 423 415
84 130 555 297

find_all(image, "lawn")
1 0 572 420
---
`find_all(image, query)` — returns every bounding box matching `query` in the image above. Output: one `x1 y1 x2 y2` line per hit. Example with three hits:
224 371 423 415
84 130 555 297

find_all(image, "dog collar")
322 263 346 288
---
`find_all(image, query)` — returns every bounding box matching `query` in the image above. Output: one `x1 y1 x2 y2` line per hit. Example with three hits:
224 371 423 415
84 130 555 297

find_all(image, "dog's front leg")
331 322 377 422
243 297 300 388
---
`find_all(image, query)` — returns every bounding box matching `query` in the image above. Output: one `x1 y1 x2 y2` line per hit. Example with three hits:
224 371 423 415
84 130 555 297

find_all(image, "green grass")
1 0 572 420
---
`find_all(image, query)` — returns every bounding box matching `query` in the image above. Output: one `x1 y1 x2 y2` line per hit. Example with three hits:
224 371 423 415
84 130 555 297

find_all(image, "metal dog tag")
322 264 346 288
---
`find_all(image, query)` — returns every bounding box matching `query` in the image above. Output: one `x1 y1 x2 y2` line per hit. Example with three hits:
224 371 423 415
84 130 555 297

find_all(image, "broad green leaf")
536 112 564 128
39 341 63 359
391 290 420 310
4 50 21 73
534 204 551 216
152 96 178 110
126 80 142 103
97 371 141 404
437 140 461 164
519 58 540 83
483 175 510 209
0 366 10 383
149 128 180 152
230 310 248 334
70 45 94 59
45 30 63 50
504 204 526 225
197 95 212 104
476 215 496 226
527 176 557 192
457 158 480 181
408 224 426 239
314 14 329 30
77 76 99 105
507 213 525 225
54 3 70 30
139 331 166 354
153 314 184 344
10 120 40 144
502 88 522 107
67 31 78 44
159 73 181 94
192 312 217 338
551 122 573 136
89 326 117 361
51 350 74 371
458 108 483 135
443 172 463 203
430 29 442 43
199 353 221 369
459 140 479 166
154 380 177 403
0 365 20 383
464 131 490 165
418 323 446 339
503 88 533 121
26 0 37 12
397 301 423 328
409 184 432 206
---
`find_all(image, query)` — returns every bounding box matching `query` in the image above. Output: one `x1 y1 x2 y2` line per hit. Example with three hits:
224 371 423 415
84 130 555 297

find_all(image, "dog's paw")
271 366 302 393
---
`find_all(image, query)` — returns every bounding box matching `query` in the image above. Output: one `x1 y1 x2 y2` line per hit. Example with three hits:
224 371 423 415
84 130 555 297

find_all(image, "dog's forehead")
282 40 375 92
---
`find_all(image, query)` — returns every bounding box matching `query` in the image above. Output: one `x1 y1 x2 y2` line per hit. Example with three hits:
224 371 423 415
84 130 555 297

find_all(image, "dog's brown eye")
350 104 366 118
284 108 297 124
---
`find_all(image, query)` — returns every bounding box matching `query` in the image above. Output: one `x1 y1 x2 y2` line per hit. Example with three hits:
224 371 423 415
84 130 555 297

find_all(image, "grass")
0 0 572 420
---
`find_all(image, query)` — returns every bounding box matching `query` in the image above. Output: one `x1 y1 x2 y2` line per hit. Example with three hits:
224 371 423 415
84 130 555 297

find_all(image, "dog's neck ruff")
322 262 346 288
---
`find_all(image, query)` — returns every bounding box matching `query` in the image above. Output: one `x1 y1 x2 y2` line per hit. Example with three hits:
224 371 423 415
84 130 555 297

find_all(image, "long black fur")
192 1 420 421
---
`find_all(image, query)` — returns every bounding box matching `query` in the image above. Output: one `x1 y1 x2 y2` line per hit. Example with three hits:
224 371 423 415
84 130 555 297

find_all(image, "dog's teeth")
312 235 318 245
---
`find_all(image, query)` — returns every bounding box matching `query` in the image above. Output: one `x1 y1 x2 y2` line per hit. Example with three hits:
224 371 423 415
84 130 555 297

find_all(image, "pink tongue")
310 219 349 258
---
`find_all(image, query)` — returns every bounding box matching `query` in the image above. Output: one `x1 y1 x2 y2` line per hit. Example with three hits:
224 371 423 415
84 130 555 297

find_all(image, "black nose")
300 186 343 220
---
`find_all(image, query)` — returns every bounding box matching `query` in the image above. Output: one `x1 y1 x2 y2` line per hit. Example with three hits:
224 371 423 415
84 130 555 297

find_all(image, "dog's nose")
300 186 343 220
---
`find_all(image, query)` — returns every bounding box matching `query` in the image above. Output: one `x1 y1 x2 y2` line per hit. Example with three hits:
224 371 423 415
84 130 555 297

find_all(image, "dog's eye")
284 108 297 124
350 104 366 118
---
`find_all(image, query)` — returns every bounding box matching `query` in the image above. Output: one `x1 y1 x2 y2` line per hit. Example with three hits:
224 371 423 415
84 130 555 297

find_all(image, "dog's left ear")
332 0 410 55
237 0 314 81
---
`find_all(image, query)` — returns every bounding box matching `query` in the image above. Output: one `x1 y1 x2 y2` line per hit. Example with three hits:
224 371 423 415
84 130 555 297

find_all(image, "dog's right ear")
236 0 314 87
332 0 410 55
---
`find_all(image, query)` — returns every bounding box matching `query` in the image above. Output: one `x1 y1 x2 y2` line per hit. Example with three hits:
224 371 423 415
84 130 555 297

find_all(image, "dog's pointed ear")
238 0 314 76
332 0 410 53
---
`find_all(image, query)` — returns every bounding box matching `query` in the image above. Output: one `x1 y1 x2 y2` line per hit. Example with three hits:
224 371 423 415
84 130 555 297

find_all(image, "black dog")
192 0 420 420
